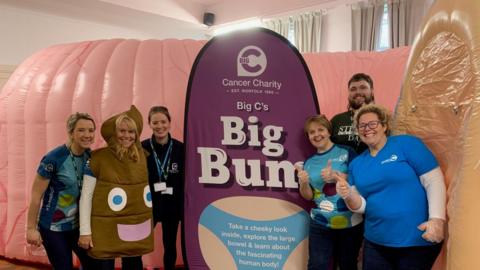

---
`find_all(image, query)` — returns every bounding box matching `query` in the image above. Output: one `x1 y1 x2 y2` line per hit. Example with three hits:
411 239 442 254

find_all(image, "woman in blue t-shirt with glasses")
296 115 363 270
336 104 446 270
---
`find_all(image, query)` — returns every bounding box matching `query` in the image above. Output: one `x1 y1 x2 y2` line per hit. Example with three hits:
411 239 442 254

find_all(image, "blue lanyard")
150 138 173 181
69 148 85 189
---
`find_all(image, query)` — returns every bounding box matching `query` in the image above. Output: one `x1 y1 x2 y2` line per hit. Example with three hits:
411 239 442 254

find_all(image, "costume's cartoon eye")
108 187 127 211
144 185 152 208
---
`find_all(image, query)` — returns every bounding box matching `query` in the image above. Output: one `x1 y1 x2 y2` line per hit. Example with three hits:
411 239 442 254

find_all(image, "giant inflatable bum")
393 0 480 269
184 28 319 269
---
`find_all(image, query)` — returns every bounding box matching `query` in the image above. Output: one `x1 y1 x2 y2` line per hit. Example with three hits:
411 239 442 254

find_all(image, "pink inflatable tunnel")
0 39 205 267
0 38 409 268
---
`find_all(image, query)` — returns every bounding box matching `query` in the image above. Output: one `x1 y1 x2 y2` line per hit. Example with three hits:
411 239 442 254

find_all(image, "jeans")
362 239 442 270
39 227 94 270
308 221 363 270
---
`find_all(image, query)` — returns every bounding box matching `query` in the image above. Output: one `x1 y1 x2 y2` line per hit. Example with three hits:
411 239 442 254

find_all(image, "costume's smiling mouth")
117 219 151 241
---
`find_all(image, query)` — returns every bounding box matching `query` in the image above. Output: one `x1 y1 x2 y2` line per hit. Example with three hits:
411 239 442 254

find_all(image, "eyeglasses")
357 120 382 131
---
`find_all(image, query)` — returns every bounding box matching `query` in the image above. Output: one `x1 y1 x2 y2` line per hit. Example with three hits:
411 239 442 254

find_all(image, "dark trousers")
307 221 363 270
39 227 94 270
91 256 143 270
362 239 442 270
161 218 181 270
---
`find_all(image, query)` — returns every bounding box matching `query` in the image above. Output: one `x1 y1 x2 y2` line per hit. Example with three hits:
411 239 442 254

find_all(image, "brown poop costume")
88 105 153 258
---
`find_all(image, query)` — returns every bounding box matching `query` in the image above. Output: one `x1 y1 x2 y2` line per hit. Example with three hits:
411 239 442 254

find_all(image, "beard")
349 94 373 110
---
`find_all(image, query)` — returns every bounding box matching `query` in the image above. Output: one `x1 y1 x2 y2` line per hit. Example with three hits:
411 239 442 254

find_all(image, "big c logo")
237 46 267 77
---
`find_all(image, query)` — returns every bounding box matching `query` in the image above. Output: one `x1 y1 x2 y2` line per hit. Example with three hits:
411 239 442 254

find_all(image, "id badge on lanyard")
150 138 173 193
154 182 167 192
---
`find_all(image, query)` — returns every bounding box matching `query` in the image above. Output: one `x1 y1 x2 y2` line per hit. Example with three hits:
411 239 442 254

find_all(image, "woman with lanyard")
142 106 186 270
26 112 96 270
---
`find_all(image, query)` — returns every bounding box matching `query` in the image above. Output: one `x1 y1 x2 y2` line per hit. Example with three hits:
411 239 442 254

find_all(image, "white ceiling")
101 0 356 25
2 0 356 27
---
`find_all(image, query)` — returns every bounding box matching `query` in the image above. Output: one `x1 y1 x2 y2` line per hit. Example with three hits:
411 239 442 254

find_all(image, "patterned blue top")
37 144 89 231
349 135 438 247
304 144 363 229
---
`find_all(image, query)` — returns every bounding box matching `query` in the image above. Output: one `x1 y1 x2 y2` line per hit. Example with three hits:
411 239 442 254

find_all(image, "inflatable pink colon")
0 38 409 268
0 38 206 267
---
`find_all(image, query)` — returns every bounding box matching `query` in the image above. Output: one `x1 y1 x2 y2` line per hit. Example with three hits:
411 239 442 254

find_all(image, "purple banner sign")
184 28 319 269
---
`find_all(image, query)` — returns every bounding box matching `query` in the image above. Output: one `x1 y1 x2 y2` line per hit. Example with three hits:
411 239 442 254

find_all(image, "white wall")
0 5 207 65
0 65 16 91
321 4 352 52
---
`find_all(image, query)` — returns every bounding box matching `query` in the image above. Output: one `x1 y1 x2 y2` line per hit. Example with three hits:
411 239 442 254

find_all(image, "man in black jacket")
330 73 374 154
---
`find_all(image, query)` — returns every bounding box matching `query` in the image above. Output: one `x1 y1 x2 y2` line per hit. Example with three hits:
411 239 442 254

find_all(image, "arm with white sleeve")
417 167 446 243
78 174 97 249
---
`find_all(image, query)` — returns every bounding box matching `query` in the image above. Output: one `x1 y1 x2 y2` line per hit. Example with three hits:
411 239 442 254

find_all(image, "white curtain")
263 18 291 40
351 1 385 51
389 0 432 47
263 11 323 53
293 12 323 53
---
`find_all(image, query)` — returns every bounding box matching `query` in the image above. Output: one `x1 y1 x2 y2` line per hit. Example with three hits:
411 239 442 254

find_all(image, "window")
287 20 295 46
377 3 390 51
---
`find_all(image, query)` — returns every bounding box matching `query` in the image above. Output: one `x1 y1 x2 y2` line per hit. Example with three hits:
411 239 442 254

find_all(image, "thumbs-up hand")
334 172 351 199
295 163 310 185
321 160 335 183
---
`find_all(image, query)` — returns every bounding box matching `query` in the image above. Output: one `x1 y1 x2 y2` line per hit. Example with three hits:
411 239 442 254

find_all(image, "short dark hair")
348 73 374 89
147 106 171 122
304 115 332 135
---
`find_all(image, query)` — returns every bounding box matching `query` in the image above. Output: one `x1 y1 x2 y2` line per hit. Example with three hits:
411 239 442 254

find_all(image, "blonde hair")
112 114 140 162
354 104 391 136
66 112 95 143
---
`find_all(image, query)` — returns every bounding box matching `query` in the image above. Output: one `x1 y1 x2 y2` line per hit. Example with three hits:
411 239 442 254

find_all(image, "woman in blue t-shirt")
335 104 446 270
296 115 363 270
26 112 96 270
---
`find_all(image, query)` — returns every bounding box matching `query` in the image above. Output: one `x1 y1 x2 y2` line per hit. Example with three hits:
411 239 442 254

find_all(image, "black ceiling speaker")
203 12 215 26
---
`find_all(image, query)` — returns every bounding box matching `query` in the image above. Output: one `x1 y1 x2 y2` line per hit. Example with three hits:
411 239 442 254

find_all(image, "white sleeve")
347 186 366 214
79 174 97 235
419 167 446 220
